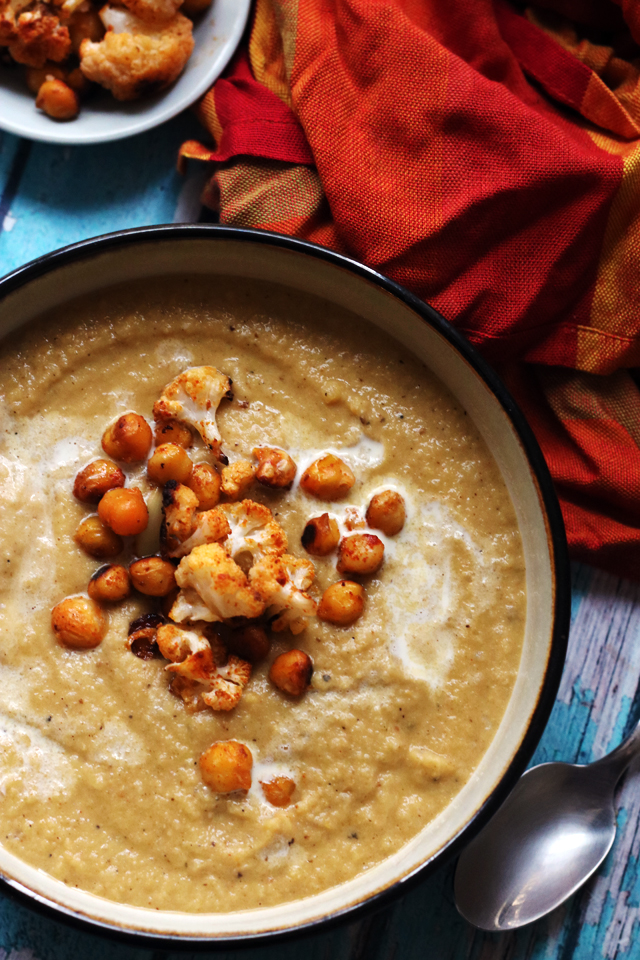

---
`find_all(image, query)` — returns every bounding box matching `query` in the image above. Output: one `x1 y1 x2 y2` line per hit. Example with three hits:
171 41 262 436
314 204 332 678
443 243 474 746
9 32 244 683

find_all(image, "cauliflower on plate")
3 1 70 66
219 500 287 564
166 506 230 559
79 5 193 101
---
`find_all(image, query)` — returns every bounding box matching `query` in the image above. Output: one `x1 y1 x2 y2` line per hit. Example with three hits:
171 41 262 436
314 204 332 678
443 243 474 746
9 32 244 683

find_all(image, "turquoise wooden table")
1 120 640 960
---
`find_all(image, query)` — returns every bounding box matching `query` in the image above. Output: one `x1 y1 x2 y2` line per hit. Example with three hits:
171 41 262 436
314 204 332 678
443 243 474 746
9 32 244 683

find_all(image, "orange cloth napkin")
181 0 640 579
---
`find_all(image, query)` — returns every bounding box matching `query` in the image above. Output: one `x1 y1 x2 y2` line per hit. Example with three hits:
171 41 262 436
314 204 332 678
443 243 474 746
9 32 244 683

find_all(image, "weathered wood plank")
0 112 202 278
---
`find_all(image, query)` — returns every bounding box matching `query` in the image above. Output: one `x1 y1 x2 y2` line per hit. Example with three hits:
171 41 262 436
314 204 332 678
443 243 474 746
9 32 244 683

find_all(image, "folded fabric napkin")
180 0 640 579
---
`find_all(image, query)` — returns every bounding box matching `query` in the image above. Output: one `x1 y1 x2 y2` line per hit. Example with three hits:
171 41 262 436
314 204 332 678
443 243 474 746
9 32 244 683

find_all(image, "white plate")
0 0 250 144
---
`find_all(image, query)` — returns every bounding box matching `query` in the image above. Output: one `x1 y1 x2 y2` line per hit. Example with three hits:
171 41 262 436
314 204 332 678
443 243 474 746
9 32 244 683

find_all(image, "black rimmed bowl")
0 225 569 947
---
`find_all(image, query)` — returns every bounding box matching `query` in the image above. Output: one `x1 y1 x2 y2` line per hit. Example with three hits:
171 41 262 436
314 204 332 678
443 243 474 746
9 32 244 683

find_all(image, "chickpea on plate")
0 0 209 120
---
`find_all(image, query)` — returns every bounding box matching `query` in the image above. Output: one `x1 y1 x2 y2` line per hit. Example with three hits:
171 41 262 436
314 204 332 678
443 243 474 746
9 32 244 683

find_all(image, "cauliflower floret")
219 500 287 565
166 506 230 559
7 4 70 66
152 366 232 458
118 0 182 25
158 622 251 712
161 480 198 553
79 7 193 101
250 553 317 635
0 0 31 44
170 543 266 623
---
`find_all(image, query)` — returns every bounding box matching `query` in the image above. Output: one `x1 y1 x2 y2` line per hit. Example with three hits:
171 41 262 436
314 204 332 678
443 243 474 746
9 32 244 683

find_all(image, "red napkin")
180 0 640 579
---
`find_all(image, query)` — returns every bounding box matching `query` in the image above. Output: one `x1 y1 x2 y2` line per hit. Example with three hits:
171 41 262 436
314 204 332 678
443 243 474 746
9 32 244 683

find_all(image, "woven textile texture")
180 0 640 578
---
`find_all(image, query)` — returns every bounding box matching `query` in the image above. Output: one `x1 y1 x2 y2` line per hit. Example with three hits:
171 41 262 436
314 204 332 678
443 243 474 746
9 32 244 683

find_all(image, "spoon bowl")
455 721 640 931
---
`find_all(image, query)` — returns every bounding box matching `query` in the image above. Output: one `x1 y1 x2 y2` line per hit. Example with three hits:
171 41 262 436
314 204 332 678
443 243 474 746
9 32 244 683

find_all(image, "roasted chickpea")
127 613 164 660
228 624 271 662
260 776 296 807
301 513 340 556
98 487 149 537
25 62 65 94
221 460 255 500
101 413 152 463
300 454 355 500
317 580 365 625
129 557 176 596
51 596 106 650
66 67 91 96
199 740 253 793
253 447 297 489
269 649 313 696
35 79 79 121
74 515 123 559
68 7 104 53
185 462 221 510
73 459 125 503
181 0 212 14
88 564 130 602
154 419 193 448
147 443 193 485
366 490 406 536
337 533 384 575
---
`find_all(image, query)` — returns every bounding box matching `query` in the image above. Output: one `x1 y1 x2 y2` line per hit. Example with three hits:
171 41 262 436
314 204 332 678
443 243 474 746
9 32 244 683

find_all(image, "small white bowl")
0 0 250 145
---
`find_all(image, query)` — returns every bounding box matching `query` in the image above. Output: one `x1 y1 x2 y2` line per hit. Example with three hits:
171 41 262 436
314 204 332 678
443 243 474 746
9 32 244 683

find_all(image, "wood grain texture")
0 130 639 957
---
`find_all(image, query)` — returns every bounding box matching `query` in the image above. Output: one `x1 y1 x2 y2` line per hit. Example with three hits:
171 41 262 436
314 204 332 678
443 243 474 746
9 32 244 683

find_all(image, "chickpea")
185 462 221 510
98 487 148 536
253 447 297 489
88 564 130 602
73 459 125 503
101 413 152 463
51 596 106 650
147 443 193 485
337 533 384 575
260 776 296 807
269 649 313 696
68 7 104 53
366 490 406 536
36 80 79 121
181 0 212 14
25 62 65 94
154 419 193 448
74 515 123 559
301 513 340 556
127 613 164 660
66 67 91 97
129 557 176 596
199 740 253 793
317 580 365 625
300 454 355 500
221 460 255 500
228 625 271 662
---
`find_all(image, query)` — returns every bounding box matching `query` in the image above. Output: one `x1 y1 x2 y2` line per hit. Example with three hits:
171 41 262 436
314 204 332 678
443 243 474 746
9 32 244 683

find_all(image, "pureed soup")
0 276 525 912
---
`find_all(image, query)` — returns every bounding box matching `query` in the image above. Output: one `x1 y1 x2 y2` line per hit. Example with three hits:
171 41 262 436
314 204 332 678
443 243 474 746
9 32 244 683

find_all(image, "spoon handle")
591 717 640 783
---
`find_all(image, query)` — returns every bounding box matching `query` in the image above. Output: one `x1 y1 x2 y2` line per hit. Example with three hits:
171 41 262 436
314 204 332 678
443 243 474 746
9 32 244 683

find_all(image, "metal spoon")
454 719 640 930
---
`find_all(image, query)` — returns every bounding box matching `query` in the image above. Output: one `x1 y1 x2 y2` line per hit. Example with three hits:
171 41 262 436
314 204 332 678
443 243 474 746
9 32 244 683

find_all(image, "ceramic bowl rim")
0 224 570 948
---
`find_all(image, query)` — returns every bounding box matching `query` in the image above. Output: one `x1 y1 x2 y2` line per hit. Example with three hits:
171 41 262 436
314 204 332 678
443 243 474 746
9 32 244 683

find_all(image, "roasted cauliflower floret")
166 506 230 559
170 543 266 623
119 0 183 24
219 500 287 564
79 7 193 101
158 622 250 713
161 480 198 553
220 460 255 500
7 4 71 67
152 366 232 458
250 553 317 635
0 0 31 44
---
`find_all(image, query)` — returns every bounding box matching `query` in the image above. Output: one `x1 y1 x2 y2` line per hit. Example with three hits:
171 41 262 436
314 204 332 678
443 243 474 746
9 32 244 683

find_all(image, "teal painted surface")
1 132 640 957
0 112 201 278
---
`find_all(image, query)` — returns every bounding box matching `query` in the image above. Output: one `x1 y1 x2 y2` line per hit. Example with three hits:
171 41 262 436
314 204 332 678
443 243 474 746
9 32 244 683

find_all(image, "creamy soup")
0 276 525 912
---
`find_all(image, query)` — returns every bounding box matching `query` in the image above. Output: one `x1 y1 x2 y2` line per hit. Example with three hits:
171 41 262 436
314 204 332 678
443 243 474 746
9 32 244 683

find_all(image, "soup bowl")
0 225 569 946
